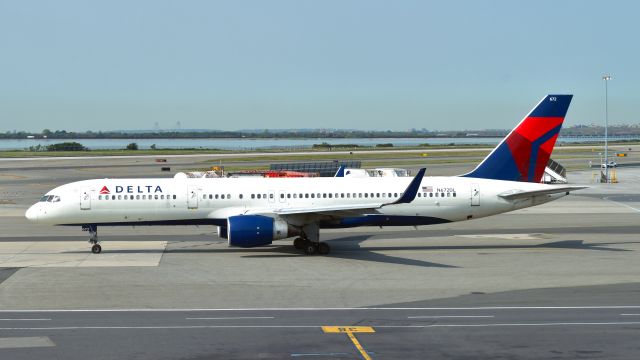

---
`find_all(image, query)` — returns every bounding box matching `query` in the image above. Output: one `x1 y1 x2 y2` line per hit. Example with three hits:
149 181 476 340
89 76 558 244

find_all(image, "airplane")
25 94 584 255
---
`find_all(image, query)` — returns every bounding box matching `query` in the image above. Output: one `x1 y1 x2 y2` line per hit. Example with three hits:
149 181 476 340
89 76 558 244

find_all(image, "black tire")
293 238 305 250
91 244 102 254
317 242 330 255
303 243 317 255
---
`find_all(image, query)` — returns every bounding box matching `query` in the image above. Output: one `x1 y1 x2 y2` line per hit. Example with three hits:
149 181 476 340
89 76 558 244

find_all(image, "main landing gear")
293 237 330 255
82 225 102 254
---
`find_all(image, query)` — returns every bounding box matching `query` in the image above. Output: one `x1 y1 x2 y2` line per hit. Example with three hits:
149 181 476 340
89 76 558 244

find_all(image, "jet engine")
227 215 297 247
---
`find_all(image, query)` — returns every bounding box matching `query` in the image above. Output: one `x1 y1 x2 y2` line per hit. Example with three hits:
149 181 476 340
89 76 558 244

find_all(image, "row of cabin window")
277 192 402 200
203 194 232 200
418 192 456 198
98 194 177 200
200 192 455 200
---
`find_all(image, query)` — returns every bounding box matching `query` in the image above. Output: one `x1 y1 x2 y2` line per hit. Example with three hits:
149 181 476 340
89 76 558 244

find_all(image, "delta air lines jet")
25 95 584 255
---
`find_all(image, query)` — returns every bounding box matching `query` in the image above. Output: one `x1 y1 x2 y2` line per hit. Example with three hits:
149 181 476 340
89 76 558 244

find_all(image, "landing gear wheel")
317 242 330 255
91 244 102 254
293 237 305 250
303 243 317 255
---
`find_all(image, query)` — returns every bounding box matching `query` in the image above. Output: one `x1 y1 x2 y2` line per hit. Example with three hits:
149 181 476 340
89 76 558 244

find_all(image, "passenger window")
209 194 213 199
441 193 445 197
311 194 315 198
239 194 243 199
136 195 140 200
323 194 327 198
447 193 450 197
328 194 332 198
376 193 380 198
117 195 122 200
364 193 368 198
429 193 433 197
453 193 456 197
155 195 159 200
221 194 225 199
281 194 285 199
98 195 102 200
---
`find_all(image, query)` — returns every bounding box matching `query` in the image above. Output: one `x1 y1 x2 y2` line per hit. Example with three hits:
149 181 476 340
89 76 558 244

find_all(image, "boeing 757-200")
26 95 584 255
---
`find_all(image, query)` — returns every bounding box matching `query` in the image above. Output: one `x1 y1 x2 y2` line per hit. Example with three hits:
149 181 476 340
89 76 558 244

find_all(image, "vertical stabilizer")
462 95 572 182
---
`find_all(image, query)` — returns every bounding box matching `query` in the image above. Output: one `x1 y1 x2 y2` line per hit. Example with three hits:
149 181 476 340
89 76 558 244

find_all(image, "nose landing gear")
82 225 101 254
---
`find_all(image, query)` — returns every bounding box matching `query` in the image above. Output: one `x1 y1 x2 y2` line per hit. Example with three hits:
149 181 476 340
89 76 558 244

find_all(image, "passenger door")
471 183 480 206
187 185 199 209
80 188 92 210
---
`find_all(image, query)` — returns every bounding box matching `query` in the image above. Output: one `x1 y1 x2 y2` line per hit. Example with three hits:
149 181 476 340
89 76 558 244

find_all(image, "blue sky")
0 0 638 132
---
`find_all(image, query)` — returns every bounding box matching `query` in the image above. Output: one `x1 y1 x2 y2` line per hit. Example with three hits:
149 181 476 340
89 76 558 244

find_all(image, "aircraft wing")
498 186 587 200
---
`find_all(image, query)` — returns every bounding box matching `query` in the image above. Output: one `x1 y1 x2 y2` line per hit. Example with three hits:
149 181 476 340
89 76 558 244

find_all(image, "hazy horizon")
1 1 638 132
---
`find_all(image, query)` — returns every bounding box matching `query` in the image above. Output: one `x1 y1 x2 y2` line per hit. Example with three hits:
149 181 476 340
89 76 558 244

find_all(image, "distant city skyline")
1 1 638 132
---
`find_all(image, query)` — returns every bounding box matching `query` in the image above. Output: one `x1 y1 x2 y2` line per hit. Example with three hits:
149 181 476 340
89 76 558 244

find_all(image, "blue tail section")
462 95 572 182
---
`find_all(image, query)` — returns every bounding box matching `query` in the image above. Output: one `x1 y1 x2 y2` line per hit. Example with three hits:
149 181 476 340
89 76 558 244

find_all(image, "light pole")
602 75 612 182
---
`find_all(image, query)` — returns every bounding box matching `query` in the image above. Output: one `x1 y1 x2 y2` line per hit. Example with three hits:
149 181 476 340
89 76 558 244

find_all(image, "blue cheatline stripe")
527 124 563 182
321 215 451 228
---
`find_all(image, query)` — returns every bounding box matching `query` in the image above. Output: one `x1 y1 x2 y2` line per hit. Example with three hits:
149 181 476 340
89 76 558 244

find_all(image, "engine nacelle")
227 215 295 248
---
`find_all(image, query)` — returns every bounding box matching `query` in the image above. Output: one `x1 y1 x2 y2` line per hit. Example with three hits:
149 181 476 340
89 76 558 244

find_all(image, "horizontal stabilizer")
498 186 587 200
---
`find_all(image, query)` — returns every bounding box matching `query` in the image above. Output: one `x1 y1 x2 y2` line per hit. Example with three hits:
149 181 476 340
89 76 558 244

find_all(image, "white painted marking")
603 196 640 213
0 336 55 349
1 306 639 312
186 316 274 320
0 318 51 321
1 322 640 331
620 314 640 316
408 315 494 319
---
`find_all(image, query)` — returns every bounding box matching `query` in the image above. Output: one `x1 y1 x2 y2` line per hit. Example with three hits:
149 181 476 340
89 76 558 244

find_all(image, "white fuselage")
25 176 563 229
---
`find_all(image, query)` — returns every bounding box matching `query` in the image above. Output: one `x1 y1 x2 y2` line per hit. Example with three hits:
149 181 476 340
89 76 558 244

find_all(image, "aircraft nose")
25 204 40 221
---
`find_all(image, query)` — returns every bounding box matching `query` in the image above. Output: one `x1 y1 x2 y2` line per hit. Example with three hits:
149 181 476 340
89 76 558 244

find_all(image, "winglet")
388 168 425 205
334 165 345 177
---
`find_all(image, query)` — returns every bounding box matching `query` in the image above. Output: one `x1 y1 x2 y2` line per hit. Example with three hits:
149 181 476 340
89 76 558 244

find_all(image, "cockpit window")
39 195 61 202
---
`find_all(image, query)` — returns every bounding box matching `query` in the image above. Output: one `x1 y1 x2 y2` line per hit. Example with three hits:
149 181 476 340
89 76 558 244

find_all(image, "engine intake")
227 215 294 248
